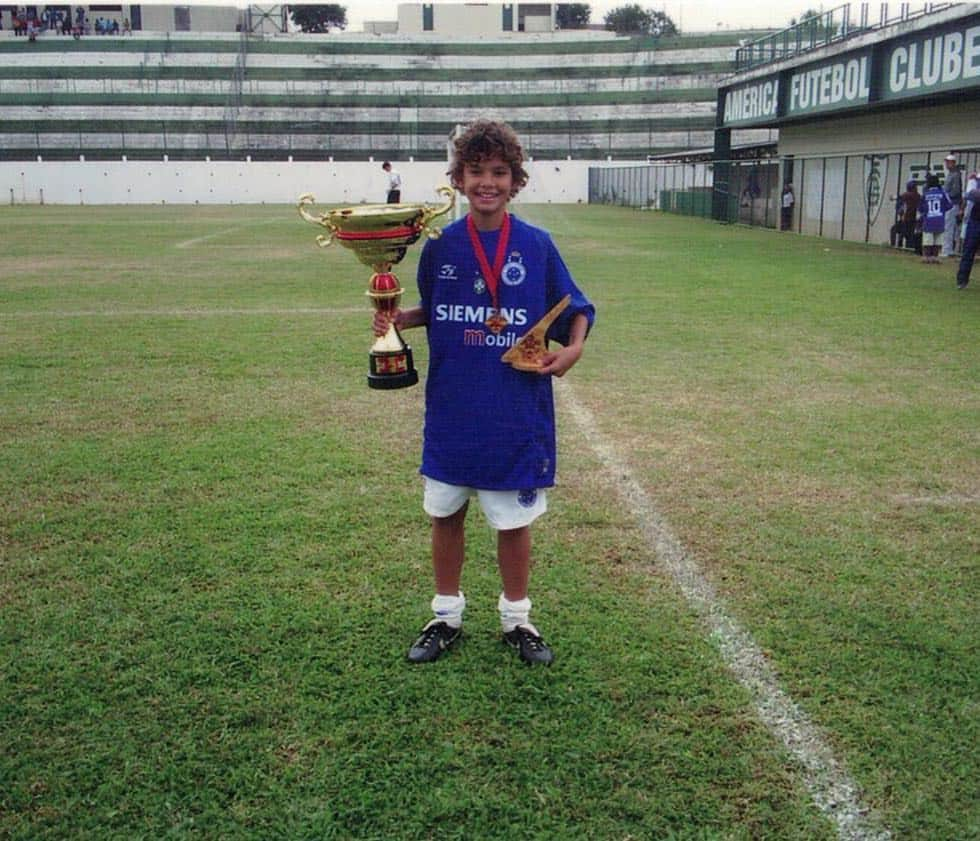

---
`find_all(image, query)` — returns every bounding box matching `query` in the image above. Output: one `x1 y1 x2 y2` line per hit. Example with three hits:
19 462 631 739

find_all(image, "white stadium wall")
0 158 610 206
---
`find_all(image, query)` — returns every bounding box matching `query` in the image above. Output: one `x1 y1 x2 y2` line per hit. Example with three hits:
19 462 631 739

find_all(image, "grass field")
1 202 977 840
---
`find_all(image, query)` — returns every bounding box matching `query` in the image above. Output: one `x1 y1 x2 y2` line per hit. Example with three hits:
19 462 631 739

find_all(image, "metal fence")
588 159 781 228
735 2 955 71
589 148 980 246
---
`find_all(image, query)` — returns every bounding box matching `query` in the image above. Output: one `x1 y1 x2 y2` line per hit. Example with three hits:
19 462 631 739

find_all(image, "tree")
556 3 591 30
646 10 678 37
789 8 821 25
604 4 677 37
291 4 347 33
789 8 838 40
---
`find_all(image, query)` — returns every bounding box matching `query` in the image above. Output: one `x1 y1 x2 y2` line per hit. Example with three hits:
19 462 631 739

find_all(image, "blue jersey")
416 214 595 490
919 187 953 233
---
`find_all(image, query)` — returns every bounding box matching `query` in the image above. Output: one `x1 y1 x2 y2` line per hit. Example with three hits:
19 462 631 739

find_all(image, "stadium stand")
0 29 775 162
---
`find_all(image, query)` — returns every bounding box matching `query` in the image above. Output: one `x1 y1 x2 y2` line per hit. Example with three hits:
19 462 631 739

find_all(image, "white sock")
498 593 532 633
431 591 465 629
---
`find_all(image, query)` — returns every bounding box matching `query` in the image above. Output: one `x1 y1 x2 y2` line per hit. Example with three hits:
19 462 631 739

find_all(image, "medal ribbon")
466 212 511 313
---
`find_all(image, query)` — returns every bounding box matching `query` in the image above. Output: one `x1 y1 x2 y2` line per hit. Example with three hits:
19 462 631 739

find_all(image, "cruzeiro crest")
501 252 527 287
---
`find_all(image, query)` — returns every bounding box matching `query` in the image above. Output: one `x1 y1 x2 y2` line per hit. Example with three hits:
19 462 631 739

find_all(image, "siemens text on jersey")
434 304 529 326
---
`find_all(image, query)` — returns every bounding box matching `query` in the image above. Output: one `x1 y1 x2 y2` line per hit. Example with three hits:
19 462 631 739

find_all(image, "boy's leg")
497 526 554 665
432 503 468 596
408 489 470 663
497 525 531 601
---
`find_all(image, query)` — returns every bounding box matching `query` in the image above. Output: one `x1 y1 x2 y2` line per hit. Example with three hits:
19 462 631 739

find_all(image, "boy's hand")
374 305 426 335
537 312 589 377
373 309 396 337
537 343 583 378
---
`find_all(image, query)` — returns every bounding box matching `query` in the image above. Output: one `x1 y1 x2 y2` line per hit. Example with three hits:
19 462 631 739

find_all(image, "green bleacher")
0 31 748 161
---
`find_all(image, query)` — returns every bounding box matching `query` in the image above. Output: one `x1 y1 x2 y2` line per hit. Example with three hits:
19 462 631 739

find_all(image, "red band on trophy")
336 225 420 241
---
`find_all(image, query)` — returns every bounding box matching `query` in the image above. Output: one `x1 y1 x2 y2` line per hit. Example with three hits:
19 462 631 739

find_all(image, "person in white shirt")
382 161 401 203
941 153 962 257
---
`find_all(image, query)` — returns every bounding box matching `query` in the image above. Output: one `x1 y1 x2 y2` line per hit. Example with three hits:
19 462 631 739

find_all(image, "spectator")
919 174 953 264
956 174 980 290
960 170 977 246
941 154 962 258
780 181 795 231
890 179 921 252
382 161 402 203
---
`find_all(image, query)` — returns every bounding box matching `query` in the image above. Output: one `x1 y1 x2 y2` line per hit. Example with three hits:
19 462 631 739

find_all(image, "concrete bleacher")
0 29 773 162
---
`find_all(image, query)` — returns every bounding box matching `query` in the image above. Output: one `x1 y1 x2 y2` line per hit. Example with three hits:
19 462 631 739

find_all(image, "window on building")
422 3 433 31
174 6 191 31
518 3 551 32
502 4 513 30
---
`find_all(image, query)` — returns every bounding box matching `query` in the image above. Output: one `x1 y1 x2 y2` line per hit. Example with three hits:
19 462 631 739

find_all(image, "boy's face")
460 155 513 224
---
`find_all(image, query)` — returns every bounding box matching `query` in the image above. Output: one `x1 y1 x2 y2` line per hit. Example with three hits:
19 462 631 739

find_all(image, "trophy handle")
419 185 456 240
298 193 337 247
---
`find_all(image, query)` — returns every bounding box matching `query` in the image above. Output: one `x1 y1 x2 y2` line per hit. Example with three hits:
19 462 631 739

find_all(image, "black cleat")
407 620 461 663
503 624 554 666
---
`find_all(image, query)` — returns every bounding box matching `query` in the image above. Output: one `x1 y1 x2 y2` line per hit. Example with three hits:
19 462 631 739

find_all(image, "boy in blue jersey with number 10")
372 119 595 665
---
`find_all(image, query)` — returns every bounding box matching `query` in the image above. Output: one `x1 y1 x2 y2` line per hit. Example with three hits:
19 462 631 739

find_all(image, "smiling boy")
373 119 594 665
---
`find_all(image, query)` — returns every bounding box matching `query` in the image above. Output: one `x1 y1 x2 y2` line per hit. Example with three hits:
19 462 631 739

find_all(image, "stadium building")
715 2 980 243
591 3 980 244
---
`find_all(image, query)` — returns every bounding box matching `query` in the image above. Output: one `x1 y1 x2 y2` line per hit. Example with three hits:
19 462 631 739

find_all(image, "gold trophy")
298 187 455 389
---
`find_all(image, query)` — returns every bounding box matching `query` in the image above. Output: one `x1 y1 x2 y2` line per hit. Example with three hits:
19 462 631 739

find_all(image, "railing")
735 2 956 71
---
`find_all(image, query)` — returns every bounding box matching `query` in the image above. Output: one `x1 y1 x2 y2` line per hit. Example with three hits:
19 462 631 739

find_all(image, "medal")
485 312 508 334
466 212 511 333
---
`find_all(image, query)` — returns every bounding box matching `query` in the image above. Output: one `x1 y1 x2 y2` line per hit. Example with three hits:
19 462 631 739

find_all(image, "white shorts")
423 477 547 530
922 231 942 247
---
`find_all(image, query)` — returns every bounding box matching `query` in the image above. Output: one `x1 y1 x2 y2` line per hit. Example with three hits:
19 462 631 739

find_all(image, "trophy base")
368 346 419 390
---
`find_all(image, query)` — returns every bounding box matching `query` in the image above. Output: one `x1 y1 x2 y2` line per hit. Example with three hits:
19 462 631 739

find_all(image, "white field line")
556 379 892 841
892 493 979 506
0 307 365 319
175 226 248 249
174 217 291 249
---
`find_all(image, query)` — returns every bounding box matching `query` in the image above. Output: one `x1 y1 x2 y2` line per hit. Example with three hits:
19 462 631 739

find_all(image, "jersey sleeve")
543 233 595 346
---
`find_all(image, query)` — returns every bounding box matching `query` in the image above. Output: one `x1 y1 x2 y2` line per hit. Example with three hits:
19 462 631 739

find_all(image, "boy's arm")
538 312 589 378
371 305 427 336
394 306 427 330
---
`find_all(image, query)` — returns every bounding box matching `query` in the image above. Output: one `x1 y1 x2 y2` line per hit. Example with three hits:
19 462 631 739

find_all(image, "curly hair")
448 119 529 197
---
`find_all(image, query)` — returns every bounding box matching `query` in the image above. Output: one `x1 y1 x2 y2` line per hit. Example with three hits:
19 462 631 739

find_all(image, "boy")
919 174 953 264
373 119 594 665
